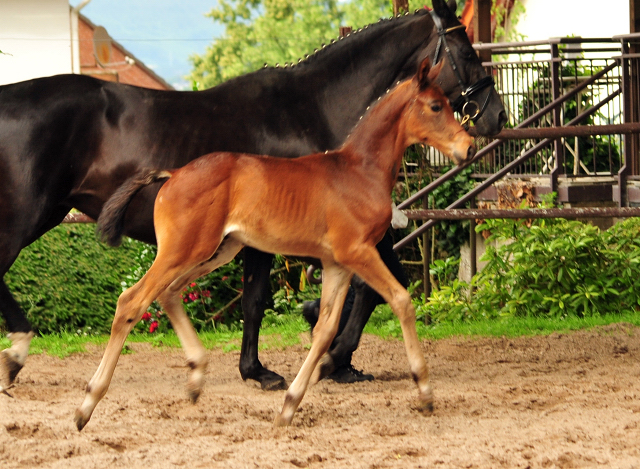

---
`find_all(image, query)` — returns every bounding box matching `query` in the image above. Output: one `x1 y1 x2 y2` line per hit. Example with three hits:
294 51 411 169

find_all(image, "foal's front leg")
275 263 352 426
340 244 433 414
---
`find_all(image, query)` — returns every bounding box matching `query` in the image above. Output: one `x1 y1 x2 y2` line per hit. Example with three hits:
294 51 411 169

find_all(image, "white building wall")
517 0 629 40
0 0 72 85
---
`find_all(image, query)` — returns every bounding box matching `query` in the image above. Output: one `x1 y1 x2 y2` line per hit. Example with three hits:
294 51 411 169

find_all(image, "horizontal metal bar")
396 62 618 213
473 37 617 51
468 122 639 140
403 207 640 221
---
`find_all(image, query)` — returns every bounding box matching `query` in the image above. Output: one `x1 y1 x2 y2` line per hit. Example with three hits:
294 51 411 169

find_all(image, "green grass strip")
2 311 639 359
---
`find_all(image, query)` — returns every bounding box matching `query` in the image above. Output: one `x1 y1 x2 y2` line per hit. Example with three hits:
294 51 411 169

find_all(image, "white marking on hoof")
1 332 34 392
6 331 34 366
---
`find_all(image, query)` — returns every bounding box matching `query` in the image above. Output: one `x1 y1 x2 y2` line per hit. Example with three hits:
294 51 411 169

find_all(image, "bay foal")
76 58 474 430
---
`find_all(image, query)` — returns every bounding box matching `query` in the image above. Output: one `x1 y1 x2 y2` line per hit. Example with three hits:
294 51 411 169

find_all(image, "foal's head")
404 58 476 165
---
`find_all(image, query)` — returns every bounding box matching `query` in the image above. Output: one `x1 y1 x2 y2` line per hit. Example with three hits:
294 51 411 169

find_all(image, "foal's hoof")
187 387 201 404
273 413 292 427
187 373 204 403
262 376 287 391
74 409 90 432
418 400 435 415
417 389 435 415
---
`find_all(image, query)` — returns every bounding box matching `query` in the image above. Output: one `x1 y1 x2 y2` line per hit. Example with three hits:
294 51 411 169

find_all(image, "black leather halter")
429 9 496 127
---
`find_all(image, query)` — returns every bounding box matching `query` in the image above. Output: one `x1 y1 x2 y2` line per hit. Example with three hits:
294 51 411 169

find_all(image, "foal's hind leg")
157 237 244 403
275 263 352 426
74 239 224 431
322 232 409 378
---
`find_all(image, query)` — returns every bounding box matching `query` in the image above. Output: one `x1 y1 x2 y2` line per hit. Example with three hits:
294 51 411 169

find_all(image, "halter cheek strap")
429 9 496 127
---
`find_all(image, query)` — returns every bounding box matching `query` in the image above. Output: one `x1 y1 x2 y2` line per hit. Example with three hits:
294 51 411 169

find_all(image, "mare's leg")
338 244 433 414
275 263 352 426
239 247 286 390
0 281 34 393
157 238 244 402
0 207 69 392
324 231 408 377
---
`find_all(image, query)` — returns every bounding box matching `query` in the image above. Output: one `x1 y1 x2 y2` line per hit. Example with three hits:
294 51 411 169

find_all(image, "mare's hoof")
261 375 287 391
241 364 287 391
0 349 22 392
327 365 374 383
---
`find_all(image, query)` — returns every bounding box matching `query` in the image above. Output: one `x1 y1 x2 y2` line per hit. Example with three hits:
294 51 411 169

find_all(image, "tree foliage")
189 0 431 89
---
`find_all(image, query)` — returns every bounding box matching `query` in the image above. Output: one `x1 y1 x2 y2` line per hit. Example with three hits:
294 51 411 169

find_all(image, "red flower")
190 282 197 288
221 276 228 281
141 312 152 321
202 290 211 298
188 292 199 301
156 311 163 318
149 321 159 333
183 297 188 303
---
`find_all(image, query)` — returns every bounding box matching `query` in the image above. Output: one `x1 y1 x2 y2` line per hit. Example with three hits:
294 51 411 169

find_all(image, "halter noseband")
429 9 495 127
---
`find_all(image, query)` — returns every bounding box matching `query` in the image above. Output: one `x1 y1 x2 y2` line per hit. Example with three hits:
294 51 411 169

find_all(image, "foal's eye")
430 103 442 112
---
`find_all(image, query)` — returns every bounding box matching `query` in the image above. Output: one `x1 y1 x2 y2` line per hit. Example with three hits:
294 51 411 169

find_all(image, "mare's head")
404 57 475 165
427 0 507 136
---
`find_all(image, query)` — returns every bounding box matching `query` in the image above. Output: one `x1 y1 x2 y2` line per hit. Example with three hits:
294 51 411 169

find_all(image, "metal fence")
474 37 628 179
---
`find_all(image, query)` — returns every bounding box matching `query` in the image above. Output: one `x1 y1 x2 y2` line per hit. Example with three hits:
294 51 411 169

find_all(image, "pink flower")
149 321 159 333
141 312 152 321
188 292 199 301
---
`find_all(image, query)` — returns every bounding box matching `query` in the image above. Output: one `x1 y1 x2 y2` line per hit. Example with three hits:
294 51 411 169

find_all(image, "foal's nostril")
467 145 477 160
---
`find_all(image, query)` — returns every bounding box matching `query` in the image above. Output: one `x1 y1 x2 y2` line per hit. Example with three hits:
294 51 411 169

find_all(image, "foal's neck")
340 80 415 184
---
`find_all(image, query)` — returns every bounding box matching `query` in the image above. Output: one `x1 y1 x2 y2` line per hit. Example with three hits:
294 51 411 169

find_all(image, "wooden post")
339 26 352 37
393 0 409 15
473 0 492 63
422 195 431 325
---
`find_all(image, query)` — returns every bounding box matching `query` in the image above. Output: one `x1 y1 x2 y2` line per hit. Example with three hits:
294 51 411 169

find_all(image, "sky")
76 0 223 90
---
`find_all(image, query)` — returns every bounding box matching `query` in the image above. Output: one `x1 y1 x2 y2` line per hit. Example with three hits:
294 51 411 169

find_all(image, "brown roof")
79 13 174 90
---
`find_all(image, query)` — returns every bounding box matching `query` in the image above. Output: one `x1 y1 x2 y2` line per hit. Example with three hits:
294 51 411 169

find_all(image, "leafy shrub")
3 224 147 335
422 216 640 323
122 244 320 334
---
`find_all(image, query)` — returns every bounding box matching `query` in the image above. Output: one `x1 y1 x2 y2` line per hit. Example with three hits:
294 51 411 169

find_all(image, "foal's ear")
417 57 444 90
417 57 432 89
427 59 444 83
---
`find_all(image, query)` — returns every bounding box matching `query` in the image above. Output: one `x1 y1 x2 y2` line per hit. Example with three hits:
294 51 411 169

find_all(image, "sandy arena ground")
2 324 640 468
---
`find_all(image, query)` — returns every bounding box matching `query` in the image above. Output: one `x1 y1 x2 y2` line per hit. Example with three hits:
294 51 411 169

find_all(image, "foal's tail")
97 169 172 247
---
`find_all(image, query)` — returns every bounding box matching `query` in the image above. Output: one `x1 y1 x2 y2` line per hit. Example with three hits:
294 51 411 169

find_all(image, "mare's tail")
97 169 172 247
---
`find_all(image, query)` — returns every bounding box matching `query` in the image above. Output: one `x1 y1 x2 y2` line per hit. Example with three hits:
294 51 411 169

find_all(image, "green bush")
3 224 147 335
122 245 320 334
421 216 640 323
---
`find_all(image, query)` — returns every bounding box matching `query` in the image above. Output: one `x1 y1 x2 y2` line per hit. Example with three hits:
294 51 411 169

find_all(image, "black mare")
0 0 506 393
